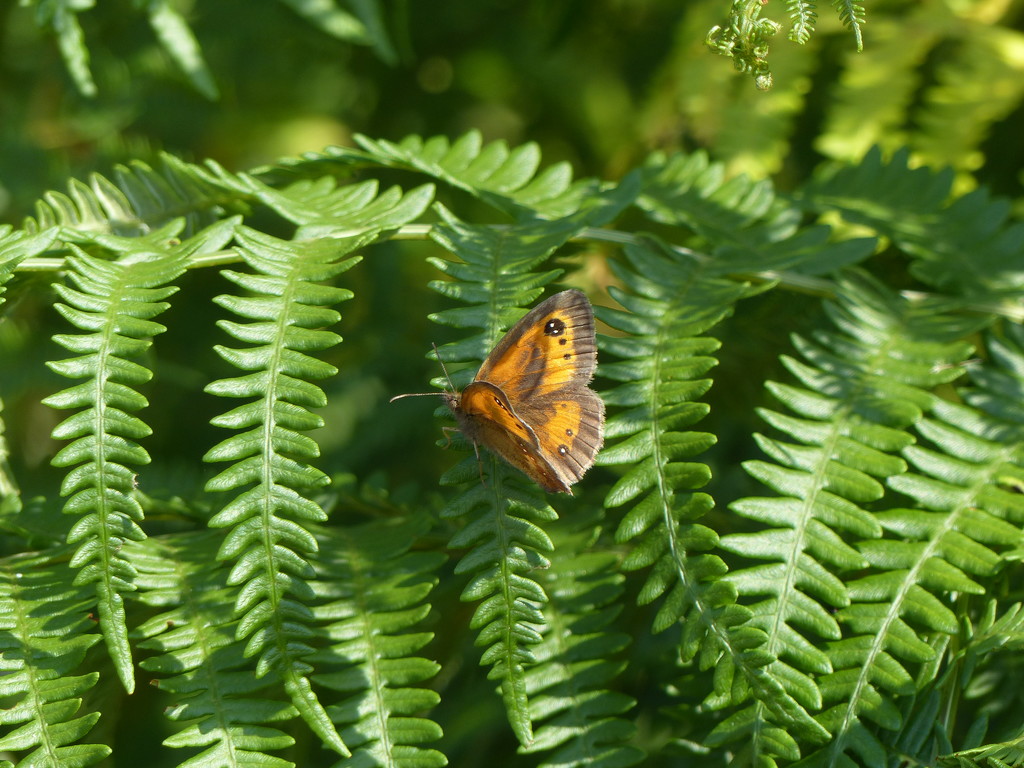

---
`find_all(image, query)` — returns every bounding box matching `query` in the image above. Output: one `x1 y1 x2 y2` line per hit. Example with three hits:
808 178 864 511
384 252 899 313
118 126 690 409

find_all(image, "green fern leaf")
41 247 186 693
204 227 374 756
597 239 828 751
521 510 644 767
275 130 623 219
24 153 251 239
237 173 436 237
0 551 110 766
146 0 218 99
278 0 397 64
734 272 983 766
801 147 1024 298
415 207 627 746
27 0 96 96
0 227 59 306
310 517 446 767
133 533 299 767
786 0 818 44
639 152 874 276
832 0 865 50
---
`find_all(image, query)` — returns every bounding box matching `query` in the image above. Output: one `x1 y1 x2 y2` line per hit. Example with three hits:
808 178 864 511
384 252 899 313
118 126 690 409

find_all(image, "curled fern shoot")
203 227 374 756
43 247 186 693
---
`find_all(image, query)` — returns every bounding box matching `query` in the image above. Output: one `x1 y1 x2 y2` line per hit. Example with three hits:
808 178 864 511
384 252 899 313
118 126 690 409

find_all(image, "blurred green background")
4 0 1022 217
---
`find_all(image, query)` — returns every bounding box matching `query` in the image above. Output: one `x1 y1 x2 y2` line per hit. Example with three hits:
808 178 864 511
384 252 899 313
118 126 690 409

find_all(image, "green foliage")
43 247 187 693
0 551 109 767
706 0 864 89
18 0 395 98
2 131 1024 768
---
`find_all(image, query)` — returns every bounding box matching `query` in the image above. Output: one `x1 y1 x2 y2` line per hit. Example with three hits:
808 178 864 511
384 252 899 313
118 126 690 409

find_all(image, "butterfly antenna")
432 342 458 391
388 343 458 403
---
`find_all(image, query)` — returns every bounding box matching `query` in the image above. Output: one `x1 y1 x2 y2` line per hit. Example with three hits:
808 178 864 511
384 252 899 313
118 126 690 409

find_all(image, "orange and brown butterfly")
391 289 605 494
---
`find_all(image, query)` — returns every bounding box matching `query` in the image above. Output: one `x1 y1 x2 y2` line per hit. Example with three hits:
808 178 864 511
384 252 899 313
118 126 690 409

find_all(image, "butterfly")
392 290 605 494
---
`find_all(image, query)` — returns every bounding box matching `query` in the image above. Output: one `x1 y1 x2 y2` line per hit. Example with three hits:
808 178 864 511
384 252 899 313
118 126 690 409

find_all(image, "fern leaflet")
311 518 447 767
134 533 298 767
42 247 186 692
728 272 982 766
203 227 374 756
418 194 633 744
523 509 644 767
596 239 826 754
0 551 109 766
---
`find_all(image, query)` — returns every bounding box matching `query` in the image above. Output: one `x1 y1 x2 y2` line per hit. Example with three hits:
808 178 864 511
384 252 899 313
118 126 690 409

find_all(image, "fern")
638 151 875 277
4 131 1024 767
522 508 644 767
310 517 446 767
800 147 1024 302
134 532 299 768
270 130 620 220
705 0 867 88
423 208 594 745
786 0 818 45
722 272 983 766
24 154 254 241
202 226 375 756
0 551 109 767
832 0 865 51
41 247 187 692
596 238 828 755
22 0 96 96
277 0 397 64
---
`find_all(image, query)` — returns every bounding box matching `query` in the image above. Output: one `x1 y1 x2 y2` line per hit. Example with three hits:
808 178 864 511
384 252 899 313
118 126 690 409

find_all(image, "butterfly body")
444 290 605 494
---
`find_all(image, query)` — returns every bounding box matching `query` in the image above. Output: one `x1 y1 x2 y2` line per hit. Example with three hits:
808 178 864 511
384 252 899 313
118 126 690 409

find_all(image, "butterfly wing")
457 289 604 494
455 381 573 493
474 290 598 397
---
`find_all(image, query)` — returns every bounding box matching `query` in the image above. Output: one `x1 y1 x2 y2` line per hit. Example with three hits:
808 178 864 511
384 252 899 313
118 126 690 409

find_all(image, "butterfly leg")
441 426 488 488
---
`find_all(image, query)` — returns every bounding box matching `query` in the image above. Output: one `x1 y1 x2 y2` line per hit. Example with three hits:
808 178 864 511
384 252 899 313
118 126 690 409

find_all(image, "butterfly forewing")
474 290 598 398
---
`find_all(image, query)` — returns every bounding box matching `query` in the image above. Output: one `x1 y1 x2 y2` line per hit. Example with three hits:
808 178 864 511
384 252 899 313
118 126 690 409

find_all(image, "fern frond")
41 247 186 693
522 510 644 767
230 173 435 236
24 153 250 240
595 239 826 753
832 0 865 51
727 272 981 766
786 0 818 45
24 0 96 96
310 517 447 767
277 0 397 64
419 206 624 745
270 130 627 219
203 227 374 756
914 28 1024 174
800 147 1024 299
145 0 218 99
639 152 874 276
0 551 110 766
0 228 59 306
133 533 299 767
